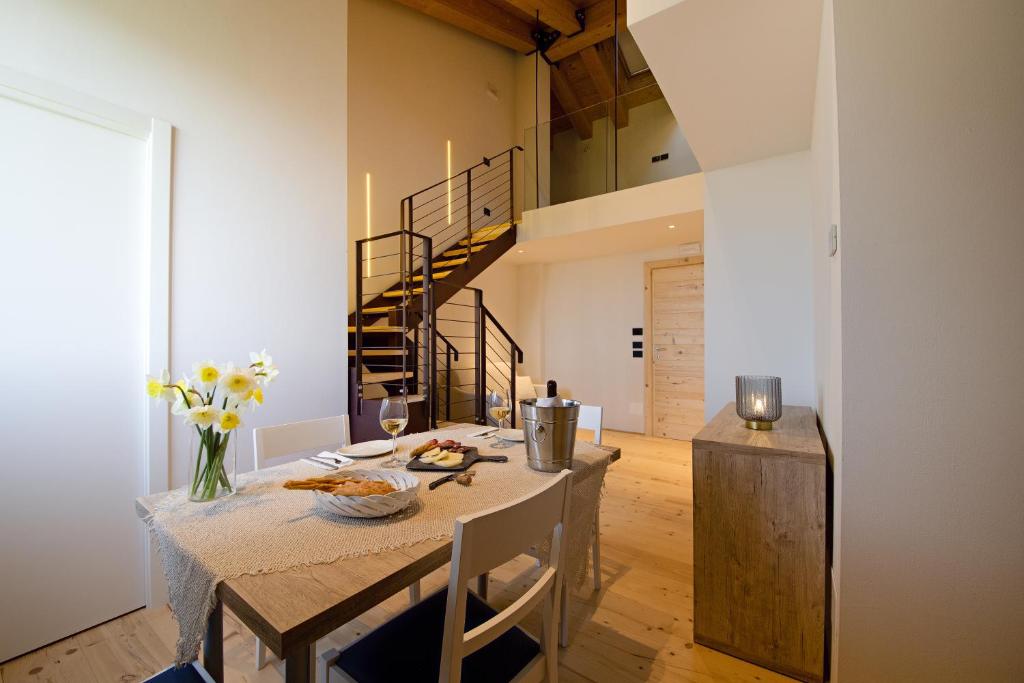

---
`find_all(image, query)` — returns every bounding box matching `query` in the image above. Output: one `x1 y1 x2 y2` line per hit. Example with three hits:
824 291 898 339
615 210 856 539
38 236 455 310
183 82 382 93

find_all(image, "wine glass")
488 388 511 430
379 393 409 468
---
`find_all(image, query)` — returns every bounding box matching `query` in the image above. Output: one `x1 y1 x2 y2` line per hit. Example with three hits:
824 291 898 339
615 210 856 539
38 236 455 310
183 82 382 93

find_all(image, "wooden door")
646 257 704 440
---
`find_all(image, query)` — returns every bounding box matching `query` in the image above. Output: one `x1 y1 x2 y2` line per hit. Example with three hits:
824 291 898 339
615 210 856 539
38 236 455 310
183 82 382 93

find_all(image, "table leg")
285 643 315 683
203 600 224 683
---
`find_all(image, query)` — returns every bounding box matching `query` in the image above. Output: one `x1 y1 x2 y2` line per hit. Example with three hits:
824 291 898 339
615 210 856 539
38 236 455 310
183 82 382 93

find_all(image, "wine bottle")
546 379 557 398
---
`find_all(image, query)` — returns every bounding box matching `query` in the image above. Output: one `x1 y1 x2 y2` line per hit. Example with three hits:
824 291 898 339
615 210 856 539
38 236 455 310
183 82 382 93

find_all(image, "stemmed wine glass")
379 393 409 468
488 388 511 430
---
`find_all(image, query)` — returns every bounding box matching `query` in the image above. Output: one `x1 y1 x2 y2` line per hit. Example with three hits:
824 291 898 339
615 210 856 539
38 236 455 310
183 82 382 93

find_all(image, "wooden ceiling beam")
502 0 581 35
579 43 628 127
545 0 626 61
392 0 536 53
551 65 593 139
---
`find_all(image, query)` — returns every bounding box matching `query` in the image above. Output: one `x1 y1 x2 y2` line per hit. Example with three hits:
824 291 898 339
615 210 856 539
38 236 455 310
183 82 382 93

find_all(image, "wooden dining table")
135 429 620 683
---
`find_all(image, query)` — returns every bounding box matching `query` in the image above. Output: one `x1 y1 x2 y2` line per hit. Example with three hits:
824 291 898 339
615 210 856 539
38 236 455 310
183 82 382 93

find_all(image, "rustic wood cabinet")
692 403 826 683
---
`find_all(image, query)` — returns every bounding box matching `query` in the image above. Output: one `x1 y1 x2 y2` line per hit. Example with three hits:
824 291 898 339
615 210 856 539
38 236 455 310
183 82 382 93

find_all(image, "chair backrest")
439 470 573 683
577 404 603 445
252 415 351 470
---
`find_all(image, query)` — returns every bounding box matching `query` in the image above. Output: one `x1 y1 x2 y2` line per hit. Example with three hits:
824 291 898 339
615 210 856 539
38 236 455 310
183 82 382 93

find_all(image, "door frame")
0 66 172 607
643 255 704 436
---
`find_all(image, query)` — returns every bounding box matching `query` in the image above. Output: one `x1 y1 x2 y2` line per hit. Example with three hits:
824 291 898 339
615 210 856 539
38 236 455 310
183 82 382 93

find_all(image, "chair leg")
592 506 602 592
408 580 421 605
542 592 559 682
476 572 489 602
256 636 268 670
559 579 570 647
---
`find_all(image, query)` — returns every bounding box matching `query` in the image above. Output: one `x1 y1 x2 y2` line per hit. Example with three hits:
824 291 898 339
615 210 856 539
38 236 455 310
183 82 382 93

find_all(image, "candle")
753 397 765 417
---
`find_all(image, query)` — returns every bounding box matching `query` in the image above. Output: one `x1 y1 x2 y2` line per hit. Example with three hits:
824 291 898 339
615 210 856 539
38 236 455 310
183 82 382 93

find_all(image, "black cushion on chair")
143 663 209 682
333 588 540 683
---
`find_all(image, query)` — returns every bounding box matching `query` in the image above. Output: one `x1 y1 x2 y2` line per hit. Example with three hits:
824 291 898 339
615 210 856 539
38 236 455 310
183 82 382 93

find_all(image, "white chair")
251 415 421 675
323 470 573 683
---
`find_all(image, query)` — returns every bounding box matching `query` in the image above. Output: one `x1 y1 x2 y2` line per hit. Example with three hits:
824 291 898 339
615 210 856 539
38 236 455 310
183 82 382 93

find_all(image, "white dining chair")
251 415 421 676
322 470 573 683
577 404 603 446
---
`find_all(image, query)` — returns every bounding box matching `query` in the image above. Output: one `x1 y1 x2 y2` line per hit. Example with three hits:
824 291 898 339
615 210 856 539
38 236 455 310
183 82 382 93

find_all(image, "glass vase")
188 428 237 502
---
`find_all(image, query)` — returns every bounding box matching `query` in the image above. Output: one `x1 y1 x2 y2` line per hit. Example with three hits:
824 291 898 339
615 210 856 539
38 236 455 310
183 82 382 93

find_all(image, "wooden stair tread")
442 244 487 257
457 222 512 246
347 349 405 357
361 371 412 383
431 257 468 268
348 325 404 333
409 270 452 283
362 305 397 314
383 287 424 298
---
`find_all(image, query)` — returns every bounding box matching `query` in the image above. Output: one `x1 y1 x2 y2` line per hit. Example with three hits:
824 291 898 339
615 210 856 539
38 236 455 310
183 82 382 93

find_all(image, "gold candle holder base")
744 420 773 430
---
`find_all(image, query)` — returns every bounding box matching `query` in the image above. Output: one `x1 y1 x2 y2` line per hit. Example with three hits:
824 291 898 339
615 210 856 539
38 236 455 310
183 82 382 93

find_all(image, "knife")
429 473 458 490
302 458 338 470
468 427 499 439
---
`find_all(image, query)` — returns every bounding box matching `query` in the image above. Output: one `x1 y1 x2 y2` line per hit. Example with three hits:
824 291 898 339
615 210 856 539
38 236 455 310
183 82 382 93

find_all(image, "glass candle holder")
735 375 782 430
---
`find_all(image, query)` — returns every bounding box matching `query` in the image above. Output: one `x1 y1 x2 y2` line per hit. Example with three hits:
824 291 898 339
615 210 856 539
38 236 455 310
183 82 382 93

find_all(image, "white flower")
185 404 221 428
214 410 242 434
192 360 220 388
219 365 257 395
249 349 279 384
145 370 176 402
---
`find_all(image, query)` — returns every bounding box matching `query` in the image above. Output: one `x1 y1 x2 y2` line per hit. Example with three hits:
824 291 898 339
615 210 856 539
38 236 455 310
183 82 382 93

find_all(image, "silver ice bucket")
520 398 581 473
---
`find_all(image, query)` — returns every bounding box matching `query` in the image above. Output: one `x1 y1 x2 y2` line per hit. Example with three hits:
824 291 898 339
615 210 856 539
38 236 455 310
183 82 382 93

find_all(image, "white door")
0 90 151 660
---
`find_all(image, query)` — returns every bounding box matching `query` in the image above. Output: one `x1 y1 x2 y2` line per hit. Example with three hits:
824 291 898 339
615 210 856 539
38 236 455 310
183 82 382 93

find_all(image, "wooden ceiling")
391 0 664 139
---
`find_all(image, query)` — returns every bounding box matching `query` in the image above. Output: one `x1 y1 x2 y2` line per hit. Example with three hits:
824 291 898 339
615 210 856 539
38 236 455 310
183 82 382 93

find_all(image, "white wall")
0 0 349 487
517 243 703 433
550 98 700 204
348 0 517 309
809 0 843 676
834 1 1024 680
703 151 815 419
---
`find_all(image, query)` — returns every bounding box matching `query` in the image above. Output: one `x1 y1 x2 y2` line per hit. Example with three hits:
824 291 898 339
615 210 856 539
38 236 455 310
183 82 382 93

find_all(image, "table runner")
145 425 610 665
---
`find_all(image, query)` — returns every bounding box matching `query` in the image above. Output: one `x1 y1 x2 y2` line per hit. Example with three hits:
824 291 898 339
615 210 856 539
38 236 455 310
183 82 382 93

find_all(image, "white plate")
336 440 395 458
494 428 525 442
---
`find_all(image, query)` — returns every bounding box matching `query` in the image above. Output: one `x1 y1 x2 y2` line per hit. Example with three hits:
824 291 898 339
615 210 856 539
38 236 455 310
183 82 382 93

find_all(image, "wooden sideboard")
692 403 826 683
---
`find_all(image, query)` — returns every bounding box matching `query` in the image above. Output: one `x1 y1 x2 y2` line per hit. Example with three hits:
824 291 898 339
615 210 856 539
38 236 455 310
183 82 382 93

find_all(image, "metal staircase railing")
352 146 523 429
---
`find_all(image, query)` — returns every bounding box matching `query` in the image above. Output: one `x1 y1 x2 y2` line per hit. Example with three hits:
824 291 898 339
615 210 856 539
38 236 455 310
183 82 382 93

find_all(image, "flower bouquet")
147 351 278 501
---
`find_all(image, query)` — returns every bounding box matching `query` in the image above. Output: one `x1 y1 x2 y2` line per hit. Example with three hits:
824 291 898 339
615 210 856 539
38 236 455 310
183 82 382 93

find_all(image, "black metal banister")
482 305 524 362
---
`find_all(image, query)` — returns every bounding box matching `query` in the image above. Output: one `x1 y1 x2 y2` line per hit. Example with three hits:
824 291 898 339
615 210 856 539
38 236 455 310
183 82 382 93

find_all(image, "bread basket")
313 469 420 518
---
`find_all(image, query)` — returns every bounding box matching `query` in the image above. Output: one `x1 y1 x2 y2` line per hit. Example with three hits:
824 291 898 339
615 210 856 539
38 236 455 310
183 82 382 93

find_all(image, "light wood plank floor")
0 431 795 683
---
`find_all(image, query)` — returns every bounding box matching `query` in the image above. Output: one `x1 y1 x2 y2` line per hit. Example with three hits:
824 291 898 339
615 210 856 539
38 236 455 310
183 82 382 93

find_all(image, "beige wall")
834 1 1024 679
347 0 518 309
0 0 349 487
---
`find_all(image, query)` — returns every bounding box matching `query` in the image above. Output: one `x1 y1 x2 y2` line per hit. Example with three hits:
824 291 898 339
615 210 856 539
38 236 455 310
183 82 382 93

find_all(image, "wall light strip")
446 140 452 226
365 172 372 276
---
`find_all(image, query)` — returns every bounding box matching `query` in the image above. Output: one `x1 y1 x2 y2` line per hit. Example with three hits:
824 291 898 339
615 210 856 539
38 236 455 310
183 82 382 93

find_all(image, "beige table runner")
145 425 610 665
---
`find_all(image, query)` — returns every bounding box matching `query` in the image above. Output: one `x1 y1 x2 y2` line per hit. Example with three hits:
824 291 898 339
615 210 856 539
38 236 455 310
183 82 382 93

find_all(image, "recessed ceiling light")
517 249 525 253
668 224 676 229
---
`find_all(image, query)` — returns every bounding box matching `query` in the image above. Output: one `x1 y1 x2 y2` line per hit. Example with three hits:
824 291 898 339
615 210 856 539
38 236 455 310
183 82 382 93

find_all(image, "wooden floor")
0 431 795 683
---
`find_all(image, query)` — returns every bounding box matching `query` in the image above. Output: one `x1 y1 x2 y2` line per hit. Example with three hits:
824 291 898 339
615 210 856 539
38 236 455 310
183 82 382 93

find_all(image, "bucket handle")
531 421 548 445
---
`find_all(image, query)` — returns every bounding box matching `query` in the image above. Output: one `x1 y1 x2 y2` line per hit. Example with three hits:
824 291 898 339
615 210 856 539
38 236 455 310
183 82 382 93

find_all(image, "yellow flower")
244 387 264 405
217 410 241 433
145 370 172 400
192 361 220 386
219 366 256 395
